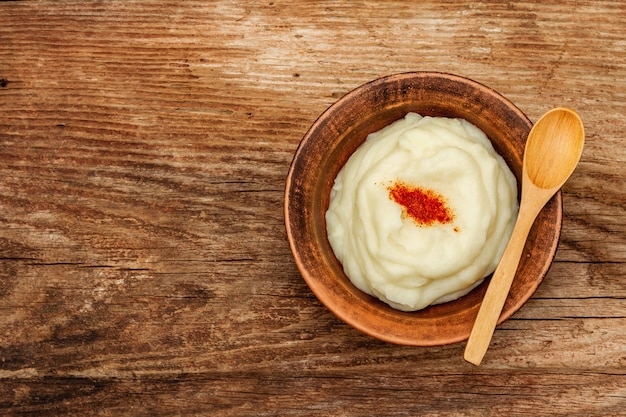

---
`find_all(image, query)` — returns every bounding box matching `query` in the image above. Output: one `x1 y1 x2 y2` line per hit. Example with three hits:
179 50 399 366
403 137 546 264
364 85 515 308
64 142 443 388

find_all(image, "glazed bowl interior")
284 72 562 346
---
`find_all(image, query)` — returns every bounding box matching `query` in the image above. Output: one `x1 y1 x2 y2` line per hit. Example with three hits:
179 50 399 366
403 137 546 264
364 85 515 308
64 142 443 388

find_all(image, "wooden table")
1 1 624 415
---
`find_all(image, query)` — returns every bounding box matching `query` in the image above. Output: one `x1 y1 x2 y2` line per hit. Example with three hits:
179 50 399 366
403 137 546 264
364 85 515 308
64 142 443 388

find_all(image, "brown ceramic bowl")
284 72 561 346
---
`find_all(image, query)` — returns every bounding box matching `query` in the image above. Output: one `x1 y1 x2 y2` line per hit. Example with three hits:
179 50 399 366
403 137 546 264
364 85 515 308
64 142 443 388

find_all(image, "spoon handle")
464 191 546 365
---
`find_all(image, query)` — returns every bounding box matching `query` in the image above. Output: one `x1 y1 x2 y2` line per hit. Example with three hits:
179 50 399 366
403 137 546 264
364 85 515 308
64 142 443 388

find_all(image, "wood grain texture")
0 1 624 416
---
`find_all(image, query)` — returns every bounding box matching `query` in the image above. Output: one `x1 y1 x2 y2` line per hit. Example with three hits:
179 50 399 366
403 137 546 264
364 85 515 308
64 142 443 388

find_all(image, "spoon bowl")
464 107 585 365
525 109 586 190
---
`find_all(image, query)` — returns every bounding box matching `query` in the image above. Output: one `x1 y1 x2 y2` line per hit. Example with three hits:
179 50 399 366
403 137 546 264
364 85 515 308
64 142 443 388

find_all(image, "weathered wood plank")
0 0 624 415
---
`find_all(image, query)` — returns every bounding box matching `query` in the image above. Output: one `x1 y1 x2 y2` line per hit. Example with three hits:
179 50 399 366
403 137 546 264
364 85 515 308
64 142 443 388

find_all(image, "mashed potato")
325 113 518 311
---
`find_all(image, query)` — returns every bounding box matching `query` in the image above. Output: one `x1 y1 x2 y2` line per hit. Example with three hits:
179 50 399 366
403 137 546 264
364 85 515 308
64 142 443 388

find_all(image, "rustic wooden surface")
1 1 624 415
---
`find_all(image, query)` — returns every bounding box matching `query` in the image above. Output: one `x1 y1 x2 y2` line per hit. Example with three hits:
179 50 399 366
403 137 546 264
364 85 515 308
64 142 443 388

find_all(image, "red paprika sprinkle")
388 181 454 227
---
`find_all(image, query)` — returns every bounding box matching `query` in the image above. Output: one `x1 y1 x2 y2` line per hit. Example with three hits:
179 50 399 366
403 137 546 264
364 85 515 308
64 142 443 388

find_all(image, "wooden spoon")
464 107 585 365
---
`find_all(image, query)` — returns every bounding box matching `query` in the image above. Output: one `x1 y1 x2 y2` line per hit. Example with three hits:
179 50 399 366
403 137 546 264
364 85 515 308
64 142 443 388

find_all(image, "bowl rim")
284 71 562 346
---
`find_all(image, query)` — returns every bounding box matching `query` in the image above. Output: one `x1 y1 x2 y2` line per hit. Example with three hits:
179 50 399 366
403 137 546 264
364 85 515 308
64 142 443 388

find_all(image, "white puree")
325 113 519 311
